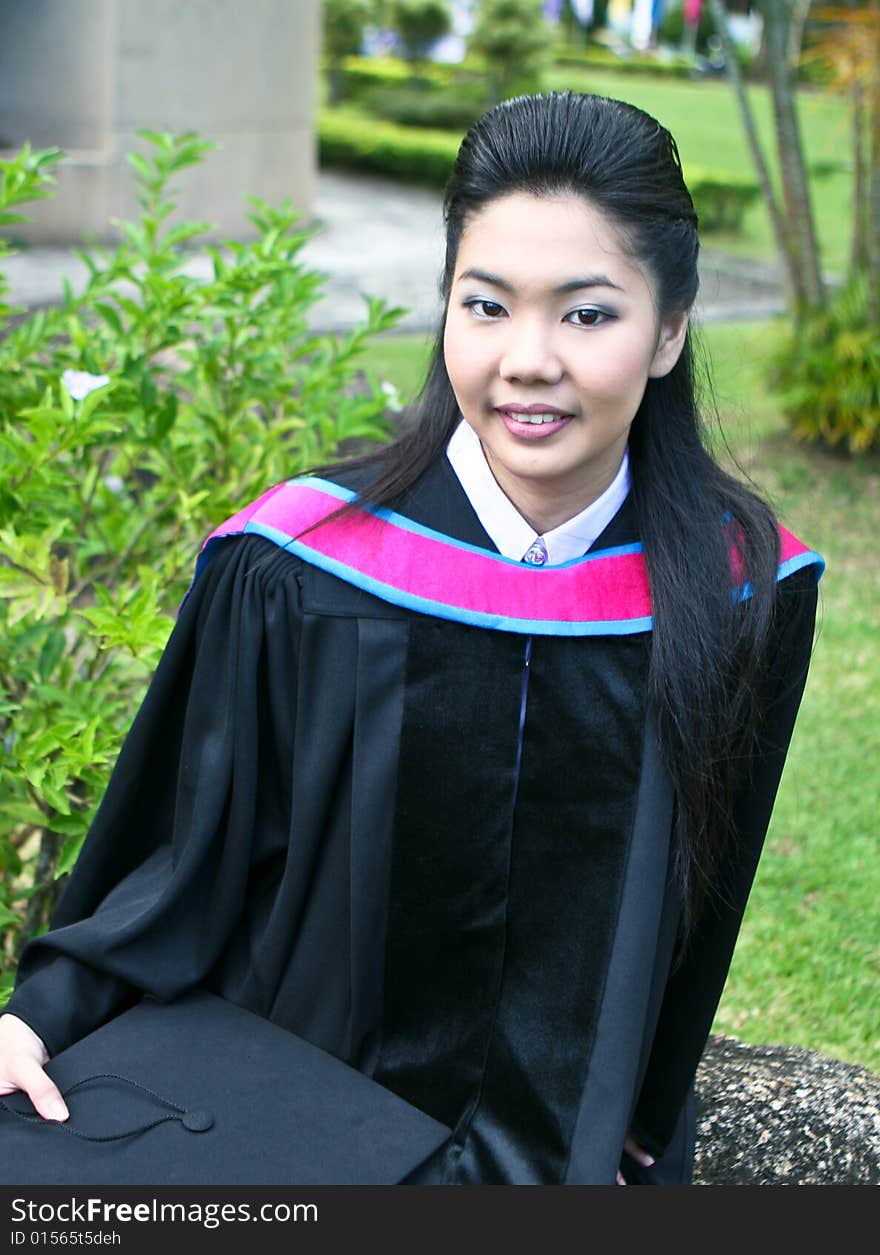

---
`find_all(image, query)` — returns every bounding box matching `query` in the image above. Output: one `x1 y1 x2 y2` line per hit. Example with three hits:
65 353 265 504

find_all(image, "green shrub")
683 166 762 233
388 0 452 64
0 134 402 995
322 0 379 105
342 53 424 86
469 0 554 102
770 276 880 453
323 0 377 60
336 53 458 99
554 46 695 79
0 143 62 344
361 83 486 130
319 107 461 185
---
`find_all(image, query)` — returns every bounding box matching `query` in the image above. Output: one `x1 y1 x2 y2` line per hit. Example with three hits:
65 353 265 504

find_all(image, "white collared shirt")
445 418 631 564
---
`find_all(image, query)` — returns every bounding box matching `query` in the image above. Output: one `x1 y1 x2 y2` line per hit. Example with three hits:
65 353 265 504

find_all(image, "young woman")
0 91 823 1185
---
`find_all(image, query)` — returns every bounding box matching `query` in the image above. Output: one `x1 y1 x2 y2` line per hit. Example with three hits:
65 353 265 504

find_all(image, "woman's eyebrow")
457 267 625 294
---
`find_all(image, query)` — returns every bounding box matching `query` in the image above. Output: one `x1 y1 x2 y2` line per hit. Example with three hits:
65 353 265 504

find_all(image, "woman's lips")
495 408 574 440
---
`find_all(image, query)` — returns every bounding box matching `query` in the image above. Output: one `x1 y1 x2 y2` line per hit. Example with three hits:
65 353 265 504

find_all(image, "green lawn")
359 321 880 1075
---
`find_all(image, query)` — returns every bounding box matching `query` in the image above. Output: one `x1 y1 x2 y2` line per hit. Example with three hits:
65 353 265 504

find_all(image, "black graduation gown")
3 454 820 1185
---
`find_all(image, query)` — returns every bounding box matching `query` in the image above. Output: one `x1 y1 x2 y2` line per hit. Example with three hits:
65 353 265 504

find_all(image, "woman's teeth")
510 413 567 424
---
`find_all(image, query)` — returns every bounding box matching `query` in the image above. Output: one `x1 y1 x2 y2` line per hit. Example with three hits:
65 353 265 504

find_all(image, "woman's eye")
566 308 611 328
466 299 506 319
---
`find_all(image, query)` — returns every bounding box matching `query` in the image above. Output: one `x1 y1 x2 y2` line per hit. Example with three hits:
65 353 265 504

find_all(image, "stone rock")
694 1035 880 1185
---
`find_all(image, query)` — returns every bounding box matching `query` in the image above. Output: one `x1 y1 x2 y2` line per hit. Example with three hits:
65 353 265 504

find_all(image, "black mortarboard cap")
0 990 451 1184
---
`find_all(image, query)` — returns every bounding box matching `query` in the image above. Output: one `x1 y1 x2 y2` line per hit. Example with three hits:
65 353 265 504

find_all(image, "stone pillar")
0 0 320 243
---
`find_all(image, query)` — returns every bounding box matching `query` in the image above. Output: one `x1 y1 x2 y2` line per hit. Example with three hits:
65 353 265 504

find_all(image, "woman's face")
443 191 689 530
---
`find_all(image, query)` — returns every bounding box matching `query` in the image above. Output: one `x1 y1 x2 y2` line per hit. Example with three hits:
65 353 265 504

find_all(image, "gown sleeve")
2 535 303 1058
629 565 820 1158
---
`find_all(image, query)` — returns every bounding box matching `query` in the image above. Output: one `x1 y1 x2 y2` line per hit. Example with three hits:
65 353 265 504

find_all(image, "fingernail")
47 1103 68 1121
640 1152 655 1166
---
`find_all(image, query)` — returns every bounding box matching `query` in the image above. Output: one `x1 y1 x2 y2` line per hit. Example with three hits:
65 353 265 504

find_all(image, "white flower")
381 379 403 412
62 369 110 401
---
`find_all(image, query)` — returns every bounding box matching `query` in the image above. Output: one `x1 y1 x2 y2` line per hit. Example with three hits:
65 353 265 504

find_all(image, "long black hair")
312 91 781 943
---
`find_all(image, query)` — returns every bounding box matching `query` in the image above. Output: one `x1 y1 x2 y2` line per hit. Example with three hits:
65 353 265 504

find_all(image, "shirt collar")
445 418 631 564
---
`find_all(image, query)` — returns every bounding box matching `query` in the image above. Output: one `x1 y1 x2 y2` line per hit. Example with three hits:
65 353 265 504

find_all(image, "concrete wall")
0 0 115 150
0 0 320 242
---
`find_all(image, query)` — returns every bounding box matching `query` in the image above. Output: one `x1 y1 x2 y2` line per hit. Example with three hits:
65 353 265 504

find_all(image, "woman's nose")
497 320 564 384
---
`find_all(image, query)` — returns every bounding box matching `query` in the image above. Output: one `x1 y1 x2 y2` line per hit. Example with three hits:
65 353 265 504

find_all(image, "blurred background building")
0 0 321 242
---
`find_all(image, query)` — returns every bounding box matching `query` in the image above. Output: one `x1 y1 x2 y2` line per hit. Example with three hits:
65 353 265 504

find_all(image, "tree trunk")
759 0 825 316
708 0 803 309
787 0 813 67
867 1 880 326
851 83 868 275
868 77 880 326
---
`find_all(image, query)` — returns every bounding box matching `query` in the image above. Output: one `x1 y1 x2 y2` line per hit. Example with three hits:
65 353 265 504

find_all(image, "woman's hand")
616 1133 655 1185
0 1013 69 1121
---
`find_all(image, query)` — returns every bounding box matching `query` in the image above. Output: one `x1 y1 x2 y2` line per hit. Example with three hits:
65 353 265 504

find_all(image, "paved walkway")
3 169 788 331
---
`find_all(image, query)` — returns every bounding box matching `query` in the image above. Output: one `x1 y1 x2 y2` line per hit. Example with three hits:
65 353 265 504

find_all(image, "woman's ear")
648 308 691 379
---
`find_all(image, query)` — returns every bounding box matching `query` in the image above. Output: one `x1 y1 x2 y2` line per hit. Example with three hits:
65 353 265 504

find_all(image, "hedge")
361 84 486 131
332 54 463 98
318 108 762 233
319 108 461 188
680 167 762 232
553 47 696 79
334 49 715 92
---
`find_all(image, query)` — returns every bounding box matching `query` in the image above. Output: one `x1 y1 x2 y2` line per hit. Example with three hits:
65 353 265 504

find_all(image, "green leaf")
59 379 75 418
37 629 67 682
139 373 158 412
22 760 47 791
94 301 125 337
47 811 90 840
162 222 213 249
126 152 155 183
135 128 171 150
153 392 178 440
55 833 86 878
